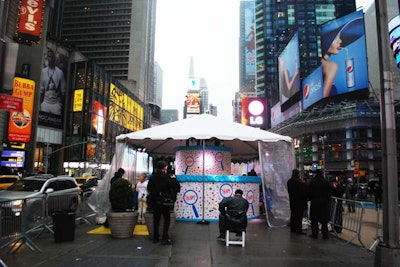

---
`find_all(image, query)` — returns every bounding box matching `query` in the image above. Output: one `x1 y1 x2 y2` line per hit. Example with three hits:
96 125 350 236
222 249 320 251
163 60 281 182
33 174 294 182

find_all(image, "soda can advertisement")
345 58 355 88
320 10 368 98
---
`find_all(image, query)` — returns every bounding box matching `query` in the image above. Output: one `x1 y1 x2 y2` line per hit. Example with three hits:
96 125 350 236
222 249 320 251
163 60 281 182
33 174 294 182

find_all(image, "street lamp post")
318 135 327 178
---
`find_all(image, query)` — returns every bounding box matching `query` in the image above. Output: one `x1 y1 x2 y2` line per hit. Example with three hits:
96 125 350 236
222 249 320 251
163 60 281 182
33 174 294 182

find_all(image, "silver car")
0 175 80 223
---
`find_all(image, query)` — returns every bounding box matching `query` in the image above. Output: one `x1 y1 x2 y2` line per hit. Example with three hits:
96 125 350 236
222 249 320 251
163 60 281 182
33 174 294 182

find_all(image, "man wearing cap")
217 189 249 241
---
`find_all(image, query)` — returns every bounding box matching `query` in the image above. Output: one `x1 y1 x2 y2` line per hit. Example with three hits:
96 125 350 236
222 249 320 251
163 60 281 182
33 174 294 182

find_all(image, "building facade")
256 1 400 181
0 0 155 176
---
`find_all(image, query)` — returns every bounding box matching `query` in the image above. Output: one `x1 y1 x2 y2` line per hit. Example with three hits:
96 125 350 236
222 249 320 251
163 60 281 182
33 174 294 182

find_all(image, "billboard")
92 100 107 136
15 0 45 45
241 98 266 129
320 10 368 98
302 66 323 110
243 1 255 76
38 43 69 129
1 150 25 168
278 32 301 106
188 78 200 90
8 78 35 143
186 93 201 114
389 14 400 67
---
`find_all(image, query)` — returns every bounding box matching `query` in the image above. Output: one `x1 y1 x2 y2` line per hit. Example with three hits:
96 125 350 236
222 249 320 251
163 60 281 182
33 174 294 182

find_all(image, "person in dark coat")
287 169 307 235
217 189 249 241
307 169 332 239
110 168 125 185
147 160 175 245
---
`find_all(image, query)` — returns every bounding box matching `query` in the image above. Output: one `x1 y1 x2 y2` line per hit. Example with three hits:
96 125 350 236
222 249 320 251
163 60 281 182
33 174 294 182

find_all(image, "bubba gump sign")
8 78 35 143
16 0 45 44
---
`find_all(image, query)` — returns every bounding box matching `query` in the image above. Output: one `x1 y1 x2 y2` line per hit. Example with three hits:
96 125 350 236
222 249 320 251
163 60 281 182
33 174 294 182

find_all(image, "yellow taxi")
75 175 98 192
0 175 20 190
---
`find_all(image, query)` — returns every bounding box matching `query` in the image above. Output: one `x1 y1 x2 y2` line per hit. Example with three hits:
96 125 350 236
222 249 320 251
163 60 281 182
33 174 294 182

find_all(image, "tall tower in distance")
184 56 212 118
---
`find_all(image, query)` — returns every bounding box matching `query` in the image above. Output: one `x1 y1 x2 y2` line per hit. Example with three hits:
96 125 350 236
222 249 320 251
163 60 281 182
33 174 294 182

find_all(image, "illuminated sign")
1 150 25 168
188 78 200 90
241 98 266 129
8 78 35 143
0 94 23 112
389 14 400 67
186 93 201 114
278 32 301 105
92 100 107 135
109 83 144 131
15 0 45 45
73 89 84 112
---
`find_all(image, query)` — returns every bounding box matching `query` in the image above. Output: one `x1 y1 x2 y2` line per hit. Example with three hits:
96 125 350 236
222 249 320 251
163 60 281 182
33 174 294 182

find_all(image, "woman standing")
136 173 149 224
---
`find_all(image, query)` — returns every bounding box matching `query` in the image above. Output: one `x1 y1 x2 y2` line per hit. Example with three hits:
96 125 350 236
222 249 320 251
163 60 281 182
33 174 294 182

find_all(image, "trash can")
52 212 75 242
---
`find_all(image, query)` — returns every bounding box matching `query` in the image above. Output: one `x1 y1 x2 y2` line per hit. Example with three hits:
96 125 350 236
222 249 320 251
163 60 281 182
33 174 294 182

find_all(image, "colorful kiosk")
174 145 261 221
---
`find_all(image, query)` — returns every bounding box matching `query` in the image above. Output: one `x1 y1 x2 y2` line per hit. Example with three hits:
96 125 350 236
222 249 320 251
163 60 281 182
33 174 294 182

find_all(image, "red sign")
16 0 45 43
0 94 23 112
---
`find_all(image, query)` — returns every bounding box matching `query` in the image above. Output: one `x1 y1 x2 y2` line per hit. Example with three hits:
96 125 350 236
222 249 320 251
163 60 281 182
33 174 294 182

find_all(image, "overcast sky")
155 0 375 121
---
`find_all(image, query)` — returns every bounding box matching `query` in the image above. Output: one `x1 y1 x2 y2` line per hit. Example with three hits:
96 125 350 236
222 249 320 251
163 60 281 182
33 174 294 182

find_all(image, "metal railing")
0 192 83 254
329 197 365 248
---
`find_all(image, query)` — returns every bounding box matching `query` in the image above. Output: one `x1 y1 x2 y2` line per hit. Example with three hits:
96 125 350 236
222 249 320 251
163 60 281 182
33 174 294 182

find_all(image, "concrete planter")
106 211 139 238
144 211 176 240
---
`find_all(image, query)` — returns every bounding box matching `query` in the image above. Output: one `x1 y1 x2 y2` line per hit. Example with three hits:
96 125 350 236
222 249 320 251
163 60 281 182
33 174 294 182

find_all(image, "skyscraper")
255 0 356 128
60 0 156 105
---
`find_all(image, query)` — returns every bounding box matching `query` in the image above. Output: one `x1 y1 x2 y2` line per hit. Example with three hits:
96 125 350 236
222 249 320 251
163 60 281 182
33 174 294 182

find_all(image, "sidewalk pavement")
1 213 376 267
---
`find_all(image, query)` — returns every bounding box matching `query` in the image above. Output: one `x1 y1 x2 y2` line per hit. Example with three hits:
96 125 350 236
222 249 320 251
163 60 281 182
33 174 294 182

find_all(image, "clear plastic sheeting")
87 143 136 223
258 141 295 227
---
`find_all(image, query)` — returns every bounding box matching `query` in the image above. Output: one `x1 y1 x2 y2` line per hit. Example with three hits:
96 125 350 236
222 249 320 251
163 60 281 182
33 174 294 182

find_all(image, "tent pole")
197 139 209 225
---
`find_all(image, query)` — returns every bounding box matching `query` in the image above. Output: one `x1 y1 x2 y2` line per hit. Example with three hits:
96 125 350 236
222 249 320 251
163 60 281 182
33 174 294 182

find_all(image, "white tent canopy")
89 114 294 227
116 114 292 162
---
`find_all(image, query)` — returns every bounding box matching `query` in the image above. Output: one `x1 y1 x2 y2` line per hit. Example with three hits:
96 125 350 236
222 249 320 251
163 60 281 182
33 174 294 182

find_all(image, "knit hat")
321 17 364 57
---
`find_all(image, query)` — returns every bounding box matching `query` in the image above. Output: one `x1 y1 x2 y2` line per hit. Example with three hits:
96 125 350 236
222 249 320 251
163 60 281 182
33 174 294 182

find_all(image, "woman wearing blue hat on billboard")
321 14 365 98
322 34 342 97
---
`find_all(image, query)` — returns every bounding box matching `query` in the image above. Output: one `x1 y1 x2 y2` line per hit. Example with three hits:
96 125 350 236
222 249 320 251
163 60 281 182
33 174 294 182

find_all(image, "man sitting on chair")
217 189 249 241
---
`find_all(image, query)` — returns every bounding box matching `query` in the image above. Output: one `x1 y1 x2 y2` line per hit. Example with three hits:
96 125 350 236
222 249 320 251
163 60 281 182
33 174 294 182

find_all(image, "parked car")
0 175 80 223
0 175 20 190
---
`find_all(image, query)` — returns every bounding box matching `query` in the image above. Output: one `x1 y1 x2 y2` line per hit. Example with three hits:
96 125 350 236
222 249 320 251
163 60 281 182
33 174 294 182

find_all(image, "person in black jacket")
287 169 307 235
217 189 249 241
307 169 332 239
147 161 175 245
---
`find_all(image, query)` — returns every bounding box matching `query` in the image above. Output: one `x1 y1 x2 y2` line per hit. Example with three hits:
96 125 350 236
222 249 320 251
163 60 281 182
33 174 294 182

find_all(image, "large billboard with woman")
302 10 368 110
320 10 368 98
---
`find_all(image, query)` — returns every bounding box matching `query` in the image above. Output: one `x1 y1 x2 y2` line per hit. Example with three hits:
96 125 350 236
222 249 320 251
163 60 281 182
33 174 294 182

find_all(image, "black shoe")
161 239 172 245
217 235 226 242
323 235 329 239
152 239 160 244
309 235 318 239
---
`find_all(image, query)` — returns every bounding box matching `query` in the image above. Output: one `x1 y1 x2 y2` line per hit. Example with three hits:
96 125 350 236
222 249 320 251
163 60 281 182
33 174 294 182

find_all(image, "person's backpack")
350 184 357 196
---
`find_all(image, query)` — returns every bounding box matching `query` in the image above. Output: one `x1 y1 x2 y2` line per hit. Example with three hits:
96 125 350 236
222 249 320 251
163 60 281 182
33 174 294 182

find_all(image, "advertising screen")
243 1 255 76
320 10 368 98
92 100 107 136
241 98 266 129
278 32 300 106
302 66 324 110
389 14 400 67
1 150 25 168
186 93 201 114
